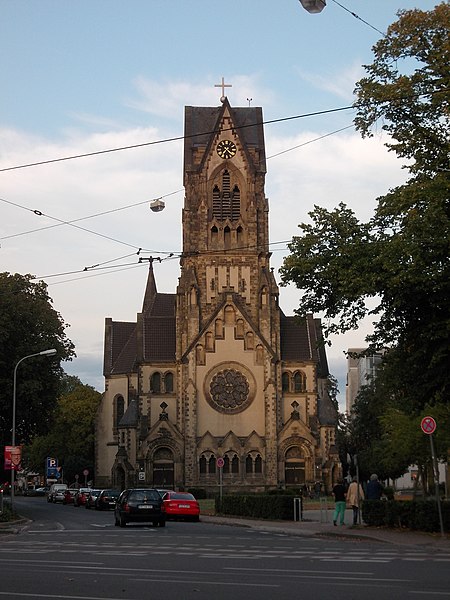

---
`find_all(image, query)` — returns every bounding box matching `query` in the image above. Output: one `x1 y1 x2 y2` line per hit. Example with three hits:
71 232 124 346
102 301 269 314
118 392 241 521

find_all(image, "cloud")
295 62 365 101
0 80 408 404
126 74 276 119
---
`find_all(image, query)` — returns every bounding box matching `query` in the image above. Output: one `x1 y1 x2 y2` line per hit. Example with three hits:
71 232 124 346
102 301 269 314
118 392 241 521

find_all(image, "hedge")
362 500 450 532
216 494 301 520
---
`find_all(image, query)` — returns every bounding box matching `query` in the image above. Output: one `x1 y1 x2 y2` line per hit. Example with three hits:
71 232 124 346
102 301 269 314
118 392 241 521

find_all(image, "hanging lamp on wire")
299 0 326 13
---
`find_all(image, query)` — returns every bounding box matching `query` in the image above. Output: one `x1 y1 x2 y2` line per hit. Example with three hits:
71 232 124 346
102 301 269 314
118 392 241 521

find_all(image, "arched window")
165 372 174 393
236 319 244 338
199 455 207 474
150 372 161 393
224 305 235 325
224 225 231 249
236 225 243 246
115 395 125 428
256 345 264 364
293 371 306 393
196 345 205 365
231 454 239 474
223 455 230 474
211 225 218 247
215 318 224 338
282 372 290 392
255 454 262 474
208 455 216 474
246 455 253 474
245 331 254 350
205 331 214 351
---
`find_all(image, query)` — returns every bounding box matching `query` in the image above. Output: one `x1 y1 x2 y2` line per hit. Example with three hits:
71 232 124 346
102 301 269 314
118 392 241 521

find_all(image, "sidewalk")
201 509 450 550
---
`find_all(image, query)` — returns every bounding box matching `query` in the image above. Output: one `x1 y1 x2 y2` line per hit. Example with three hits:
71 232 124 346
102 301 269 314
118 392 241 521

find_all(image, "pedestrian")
366 474 384 500
346 476 364 525
332 479 347 526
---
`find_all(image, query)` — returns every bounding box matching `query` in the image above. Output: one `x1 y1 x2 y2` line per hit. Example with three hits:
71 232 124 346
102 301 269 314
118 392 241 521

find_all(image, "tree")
280 3 450 411
0 273 75 473
26 375 102 484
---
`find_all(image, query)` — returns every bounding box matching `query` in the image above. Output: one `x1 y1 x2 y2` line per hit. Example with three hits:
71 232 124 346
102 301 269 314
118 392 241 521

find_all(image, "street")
0 496 449 600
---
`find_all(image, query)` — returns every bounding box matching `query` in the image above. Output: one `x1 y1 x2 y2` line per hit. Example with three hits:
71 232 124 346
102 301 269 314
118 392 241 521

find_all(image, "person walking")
332 479 347 526
366 474 384 500
346 476 364 525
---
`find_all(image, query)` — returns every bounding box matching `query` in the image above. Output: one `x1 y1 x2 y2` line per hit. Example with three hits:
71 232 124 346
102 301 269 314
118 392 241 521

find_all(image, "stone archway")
152 447 174 488
284 446 306 485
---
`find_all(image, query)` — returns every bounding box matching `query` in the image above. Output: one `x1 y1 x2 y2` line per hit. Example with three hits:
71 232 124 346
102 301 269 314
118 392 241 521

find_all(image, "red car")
73 488 91 507
161 491 200 521
62 489 77 505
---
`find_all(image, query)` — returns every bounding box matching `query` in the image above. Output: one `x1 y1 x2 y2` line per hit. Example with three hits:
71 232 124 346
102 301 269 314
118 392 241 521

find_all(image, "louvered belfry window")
212 170 240 221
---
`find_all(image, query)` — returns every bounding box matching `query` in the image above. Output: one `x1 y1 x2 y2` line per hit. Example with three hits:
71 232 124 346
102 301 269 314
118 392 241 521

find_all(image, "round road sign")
421 416 437 435
216 457 224 468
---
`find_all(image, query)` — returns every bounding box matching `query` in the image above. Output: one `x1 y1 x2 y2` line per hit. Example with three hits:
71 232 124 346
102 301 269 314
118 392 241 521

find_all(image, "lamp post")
11 348 57 511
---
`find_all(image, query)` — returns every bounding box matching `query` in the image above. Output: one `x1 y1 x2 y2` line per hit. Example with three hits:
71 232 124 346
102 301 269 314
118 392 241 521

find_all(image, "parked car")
95 488 121 510
62 489 77 505
161 491 200 521
47 483 68 503
35 486 50 497
114 488 166 528
85 489 102 509
73 487 91 507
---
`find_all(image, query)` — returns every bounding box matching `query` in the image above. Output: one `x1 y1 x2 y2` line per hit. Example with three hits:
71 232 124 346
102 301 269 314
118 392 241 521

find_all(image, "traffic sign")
83 469 89 476
216 457 224 468
421 416 437 435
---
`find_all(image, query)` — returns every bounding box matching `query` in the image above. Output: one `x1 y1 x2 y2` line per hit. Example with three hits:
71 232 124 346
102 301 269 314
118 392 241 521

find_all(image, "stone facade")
95 99 339 494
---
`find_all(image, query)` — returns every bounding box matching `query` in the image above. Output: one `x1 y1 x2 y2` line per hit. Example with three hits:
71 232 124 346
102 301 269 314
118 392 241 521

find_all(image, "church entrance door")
284 447 306 485
152 447 174 488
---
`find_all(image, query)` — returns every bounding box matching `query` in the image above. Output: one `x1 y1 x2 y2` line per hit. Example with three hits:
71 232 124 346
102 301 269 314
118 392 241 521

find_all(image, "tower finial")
214 77 232 103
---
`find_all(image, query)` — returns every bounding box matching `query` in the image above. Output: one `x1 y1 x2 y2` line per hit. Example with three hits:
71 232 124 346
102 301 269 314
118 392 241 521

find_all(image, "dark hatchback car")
95 488 120 510
114 488 166 528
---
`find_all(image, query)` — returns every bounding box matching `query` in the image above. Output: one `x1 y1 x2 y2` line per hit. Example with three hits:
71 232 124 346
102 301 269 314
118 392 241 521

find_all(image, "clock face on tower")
216 139 237 159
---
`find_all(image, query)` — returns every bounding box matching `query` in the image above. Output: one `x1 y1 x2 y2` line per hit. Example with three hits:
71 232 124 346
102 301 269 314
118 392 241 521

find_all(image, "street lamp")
11 348 57 511
299 0 326 13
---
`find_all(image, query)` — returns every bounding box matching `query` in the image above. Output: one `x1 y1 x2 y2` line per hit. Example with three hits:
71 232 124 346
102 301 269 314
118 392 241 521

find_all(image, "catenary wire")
0 105 354 173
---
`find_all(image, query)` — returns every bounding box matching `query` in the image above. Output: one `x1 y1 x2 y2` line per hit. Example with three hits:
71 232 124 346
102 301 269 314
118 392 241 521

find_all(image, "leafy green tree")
26 375 102 485
280 3 450 411
0 273 75 480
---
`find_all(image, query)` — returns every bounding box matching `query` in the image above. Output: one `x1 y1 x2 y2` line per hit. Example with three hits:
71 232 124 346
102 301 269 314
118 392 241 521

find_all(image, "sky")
0 0 437 409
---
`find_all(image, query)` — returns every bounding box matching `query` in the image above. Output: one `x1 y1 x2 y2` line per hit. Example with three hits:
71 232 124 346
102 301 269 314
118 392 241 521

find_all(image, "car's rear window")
169 493 195 500
130 490 160 502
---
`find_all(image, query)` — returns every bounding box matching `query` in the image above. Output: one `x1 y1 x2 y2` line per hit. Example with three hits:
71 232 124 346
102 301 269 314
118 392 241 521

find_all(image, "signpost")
420 416 444 538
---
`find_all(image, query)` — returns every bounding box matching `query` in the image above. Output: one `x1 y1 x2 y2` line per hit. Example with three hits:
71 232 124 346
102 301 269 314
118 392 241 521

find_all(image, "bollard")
293 496 303 521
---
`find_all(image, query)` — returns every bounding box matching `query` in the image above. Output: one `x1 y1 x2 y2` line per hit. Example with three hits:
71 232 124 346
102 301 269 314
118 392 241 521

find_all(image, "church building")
95 93 339 493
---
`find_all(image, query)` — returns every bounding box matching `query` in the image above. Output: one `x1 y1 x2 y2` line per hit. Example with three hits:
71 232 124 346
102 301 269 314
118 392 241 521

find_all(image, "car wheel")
119 515 127 528
159 520 166 528
193 516 200 522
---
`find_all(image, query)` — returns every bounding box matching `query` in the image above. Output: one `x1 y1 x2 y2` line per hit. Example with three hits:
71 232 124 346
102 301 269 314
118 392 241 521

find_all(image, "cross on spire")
215 77 232 103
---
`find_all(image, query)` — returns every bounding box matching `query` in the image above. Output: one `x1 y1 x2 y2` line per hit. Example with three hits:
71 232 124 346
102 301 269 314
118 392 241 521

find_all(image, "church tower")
96 91 339 494
176 98 282 487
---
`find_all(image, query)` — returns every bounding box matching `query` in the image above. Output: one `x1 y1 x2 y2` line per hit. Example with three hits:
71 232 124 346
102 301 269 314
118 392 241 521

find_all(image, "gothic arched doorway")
284 446 306 485
152 447 174 487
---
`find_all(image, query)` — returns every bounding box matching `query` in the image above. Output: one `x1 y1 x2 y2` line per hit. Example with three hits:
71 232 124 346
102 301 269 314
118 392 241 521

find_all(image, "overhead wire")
328 0 386 38
0 105 354 173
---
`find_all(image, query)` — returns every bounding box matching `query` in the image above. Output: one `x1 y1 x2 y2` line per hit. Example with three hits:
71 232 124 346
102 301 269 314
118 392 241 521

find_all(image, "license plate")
138 504 153 509
178 504 190 508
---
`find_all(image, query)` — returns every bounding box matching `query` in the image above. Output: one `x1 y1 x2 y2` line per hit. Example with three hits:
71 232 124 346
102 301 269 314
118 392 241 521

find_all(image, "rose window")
209 369 250 412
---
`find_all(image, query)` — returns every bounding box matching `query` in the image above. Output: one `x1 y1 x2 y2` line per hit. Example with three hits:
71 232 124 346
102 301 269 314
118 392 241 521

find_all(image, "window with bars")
212 171 240 221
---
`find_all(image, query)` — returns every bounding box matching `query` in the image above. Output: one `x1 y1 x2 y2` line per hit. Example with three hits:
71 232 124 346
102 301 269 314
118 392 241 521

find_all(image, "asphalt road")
1 496 449 600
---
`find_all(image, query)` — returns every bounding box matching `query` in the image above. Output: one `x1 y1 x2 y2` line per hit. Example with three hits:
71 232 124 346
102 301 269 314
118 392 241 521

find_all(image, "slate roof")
280 312 329 378
104 293 176 376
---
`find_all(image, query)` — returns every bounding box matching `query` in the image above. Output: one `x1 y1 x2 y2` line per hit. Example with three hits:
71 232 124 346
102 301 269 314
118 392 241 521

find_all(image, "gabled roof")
184 99 266 178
